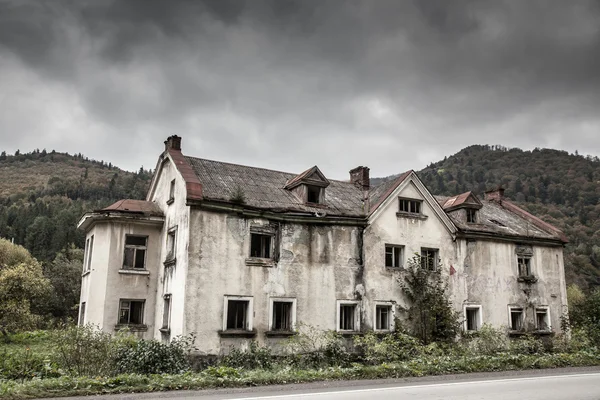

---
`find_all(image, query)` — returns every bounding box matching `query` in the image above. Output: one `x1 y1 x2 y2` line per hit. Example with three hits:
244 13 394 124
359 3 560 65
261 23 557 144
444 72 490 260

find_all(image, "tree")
42 247 83 320
398 255 461 344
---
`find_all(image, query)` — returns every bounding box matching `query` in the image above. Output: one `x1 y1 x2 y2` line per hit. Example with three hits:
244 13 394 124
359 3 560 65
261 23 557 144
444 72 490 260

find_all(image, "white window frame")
249 232 274 259
79 302 86 326
535 306 551 331
223 295 254 331
385 244 404 268
83 235 94 273
463 304 483 332
166 227 177 261
123 235 148 270
168 179 176 203
161 294 172 331
508 305 524 331
269 297 297 332
373 301 395 332
336 300 360 332
118 299 146 325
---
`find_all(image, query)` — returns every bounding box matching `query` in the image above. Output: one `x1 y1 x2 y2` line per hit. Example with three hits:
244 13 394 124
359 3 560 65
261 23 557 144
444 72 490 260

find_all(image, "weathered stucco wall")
186 209 363 354
79 225 110 328
147 156 191 340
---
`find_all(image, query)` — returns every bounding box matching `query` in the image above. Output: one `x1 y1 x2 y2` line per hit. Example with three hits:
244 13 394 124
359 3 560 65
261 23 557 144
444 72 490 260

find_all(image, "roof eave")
77 211 165 232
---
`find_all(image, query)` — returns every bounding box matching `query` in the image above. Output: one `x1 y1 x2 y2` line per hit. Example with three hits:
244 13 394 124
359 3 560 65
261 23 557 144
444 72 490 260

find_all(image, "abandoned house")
77 135 568 354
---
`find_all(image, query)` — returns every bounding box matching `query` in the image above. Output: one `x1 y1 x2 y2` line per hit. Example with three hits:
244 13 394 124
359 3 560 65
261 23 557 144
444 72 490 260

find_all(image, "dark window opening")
226 300 249 330
420 248 439 271
518 257 531 277
166 230 176 260
250 233 272 258
119 300 145 325
272 301 293 331
466 209 477 223
399 199 421 214
510 308 523 331
376 305 391 330
123 235 147 270
79 302 86 326
307 186 321 204
339 304 356 331
168 179 175 202
536 308 549 330
466 308 480 331
385 245 403 268
162 295 171 329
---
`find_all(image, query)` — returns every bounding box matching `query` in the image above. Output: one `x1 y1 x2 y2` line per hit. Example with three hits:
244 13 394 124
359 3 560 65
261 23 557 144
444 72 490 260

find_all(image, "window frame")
336 300 360 332
166 227 177 262
535 306 551 331
508 306 524 331
466 208 477 223
118 299 146 325
161 294 172 331
463 304 483 332
79 302 86 326
373 302 394 332
269 297 297 332
517 256 532 277
249 232 274 259
306 185 322 204
122 235 148 270
384 244 404 268
398 197 423 215
83 235 94 273
420 248 439 271
167 179 176 204
223 295 254 331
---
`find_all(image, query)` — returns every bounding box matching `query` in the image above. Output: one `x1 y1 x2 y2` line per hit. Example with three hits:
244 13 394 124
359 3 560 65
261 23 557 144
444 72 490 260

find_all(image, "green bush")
0 348 60 382
221 341 273 370
463 324 509 355
509 334 545 355
284 325 351 368
354 331 423 365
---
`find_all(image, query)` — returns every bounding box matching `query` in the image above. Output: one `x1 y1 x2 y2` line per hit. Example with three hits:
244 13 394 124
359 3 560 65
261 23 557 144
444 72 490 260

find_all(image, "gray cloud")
1 0 599 178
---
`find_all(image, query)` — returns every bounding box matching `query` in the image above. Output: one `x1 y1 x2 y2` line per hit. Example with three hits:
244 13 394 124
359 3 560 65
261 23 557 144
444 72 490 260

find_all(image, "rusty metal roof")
101 199 164 217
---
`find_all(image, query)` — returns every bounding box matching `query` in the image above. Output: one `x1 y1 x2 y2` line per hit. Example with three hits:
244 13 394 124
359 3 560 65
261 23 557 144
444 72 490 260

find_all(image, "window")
83 235 94 272
166 228 176 261
224 296 253 331
420 248 439 271
385 245 404 268
162 294 171 330
398 198 422 214
466 209 477 223
518 257 531 277
79 302 86 326
337 301 359 331
464 305 482 331
168 179 175 203
270 299 296 331
307 185 321 204
375 304 393 331
250 233 272 258
536 307 550 331
123 235 148 270
119 300 145 325
509 307 524 331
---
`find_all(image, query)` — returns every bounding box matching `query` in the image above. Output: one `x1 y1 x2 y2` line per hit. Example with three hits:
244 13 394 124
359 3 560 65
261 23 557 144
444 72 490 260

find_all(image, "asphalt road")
46 367 600 400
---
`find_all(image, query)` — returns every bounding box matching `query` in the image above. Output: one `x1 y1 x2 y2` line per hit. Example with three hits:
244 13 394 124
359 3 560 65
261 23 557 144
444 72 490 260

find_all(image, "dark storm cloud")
1 0 599 177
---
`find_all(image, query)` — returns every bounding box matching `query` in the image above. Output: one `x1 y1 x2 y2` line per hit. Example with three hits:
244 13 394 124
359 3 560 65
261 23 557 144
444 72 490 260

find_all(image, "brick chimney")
485 186 505 201
350 166 370 190
164 135 181 151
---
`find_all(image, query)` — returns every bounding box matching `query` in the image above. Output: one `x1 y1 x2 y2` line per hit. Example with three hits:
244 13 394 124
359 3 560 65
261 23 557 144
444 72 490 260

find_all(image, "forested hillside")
412 145 599 288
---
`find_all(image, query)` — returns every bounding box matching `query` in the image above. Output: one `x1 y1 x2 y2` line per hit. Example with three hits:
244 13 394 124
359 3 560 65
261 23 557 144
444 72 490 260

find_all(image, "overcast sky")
1 0 599 179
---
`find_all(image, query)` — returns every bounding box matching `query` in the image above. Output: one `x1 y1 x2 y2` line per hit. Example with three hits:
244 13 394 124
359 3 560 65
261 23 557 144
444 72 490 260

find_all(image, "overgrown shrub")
463 324 509 355
51 325 116 376
509 334 545 355
284 324 351 368
221 341 273 370
354 331 422 365
0 348 60 382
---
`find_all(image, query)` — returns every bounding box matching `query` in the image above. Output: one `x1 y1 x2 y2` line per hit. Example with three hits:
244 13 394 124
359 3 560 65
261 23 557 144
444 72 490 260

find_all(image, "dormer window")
307 185 322 204
466 208 477 223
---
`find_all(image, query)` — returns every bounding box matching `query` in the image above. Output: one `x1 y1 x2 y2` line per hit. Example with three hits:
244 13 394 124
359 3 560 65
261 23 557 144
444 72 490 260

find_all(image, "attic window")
466 209 477 223
307 185 322 204
398 198 422 214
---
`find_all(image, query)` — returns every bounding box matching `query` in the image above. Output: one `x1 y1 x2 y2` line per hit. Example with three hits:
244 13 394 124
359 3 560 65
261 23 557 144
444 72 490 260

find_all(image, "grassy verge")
2 351 599 400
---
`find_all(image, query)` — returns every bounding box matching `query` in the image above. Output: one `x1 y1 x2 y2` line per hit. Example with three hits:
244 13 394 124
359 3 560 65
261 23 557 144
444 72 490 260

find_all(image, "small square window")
337 301 359 331
517 257 531 277
271 300 296 331
250 233 272 258
385 245 404 268
420 248 439 271
464 306 482 331
119 299 145 325
509 307 524 331
375 304 393 331
399 198 422 214
123 235 148 270
536 308 550 331
307 185 321 204
224 297 253 331
466 209 477 223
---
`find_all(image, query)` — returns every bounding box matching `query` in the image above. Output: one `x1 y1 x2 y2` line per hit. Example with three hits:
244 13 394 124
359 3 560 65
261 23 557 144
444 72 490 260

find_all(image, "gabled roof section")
77 200 164 232
442 191 483 211
284 165 330 190
102 199 164 217
368 171 411 214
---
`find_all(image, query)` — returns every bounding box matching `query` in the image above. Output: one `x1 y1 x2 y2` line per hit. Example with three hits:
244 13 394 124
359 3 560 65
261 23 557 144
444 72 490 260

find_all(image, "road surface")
46 367 600 400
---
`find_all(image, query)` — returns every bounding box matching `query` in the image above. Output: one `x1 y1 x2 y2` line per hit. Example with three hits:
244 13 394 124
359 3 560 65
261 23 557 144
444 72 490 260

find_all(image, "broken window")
399 198 422 214
466 209 477 223
338 303 358 331
226 300 249 330
168 179 175 203
536 308 550 331
510 307 524 331
385 245 404 268
123 235 148 270
272 301 293 331
307 185 322 204
517 257 531 277
162 295 171 330
375 305 392 331
119 299 145 325
166 229 176 261
420 248 439 271
79 302 86 326
250 233 272 258
465 306 481 331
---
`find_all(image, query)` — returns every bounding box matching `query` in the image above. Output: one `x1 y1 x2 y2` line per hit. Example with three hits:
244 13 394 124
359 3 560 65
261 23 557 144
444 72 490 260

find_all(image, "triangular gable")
368 171 457 235
442 191 483 211
146 148 203 202
284 165 330 189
